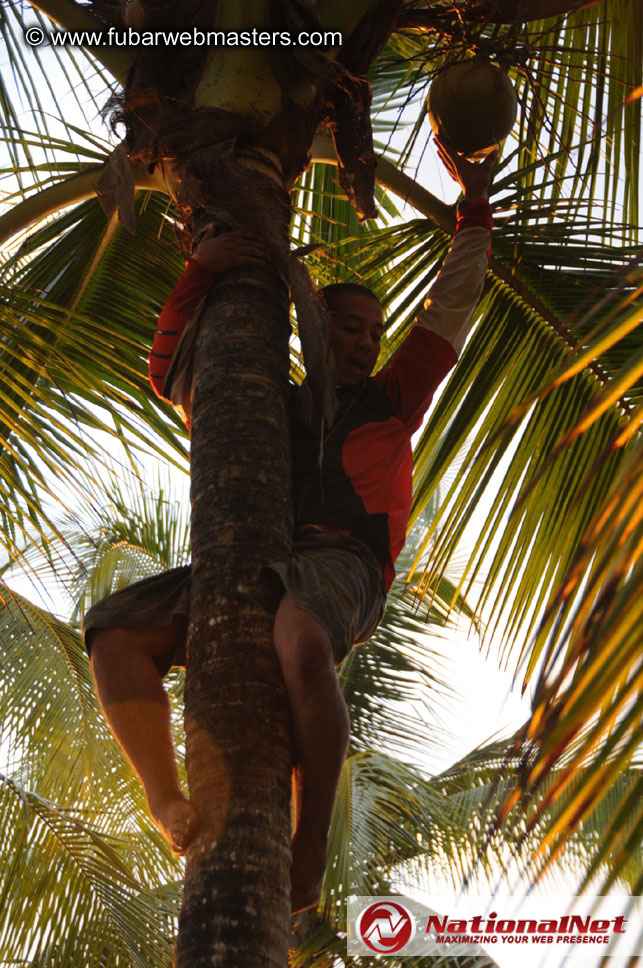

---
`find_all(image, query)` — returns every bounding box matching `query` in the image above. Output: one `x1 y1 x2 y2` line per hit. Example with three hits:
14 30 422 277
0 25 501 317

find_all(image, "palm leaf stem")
67 210 119 316
312 134 454 233
0 166 161 249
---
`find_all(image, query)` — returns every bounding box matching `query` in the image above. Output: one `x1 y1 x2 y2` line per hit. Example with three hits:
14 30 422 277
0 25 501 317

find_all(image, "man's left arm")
414 199 492 355
376 142 495 431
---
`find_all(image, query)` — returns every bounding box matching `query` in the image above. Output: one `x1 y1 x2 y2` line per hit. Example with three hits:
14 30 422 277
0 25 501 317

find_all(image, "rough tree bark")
176 172 295 965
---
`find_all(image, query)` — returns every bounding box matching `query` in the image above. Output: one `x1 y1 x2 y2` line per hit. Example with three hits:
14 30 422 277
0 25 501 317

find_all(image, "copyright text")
24 25 343 49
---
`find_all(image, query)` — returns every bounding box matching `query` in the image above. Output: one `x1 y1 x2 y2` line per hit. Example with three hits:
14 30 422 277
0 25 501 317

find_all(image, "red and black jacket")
149 202 492 589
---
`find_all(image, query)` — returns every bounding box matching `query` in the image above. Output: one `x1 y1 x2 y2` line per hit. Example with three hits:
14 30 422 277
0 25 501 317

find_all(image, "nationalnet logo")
348 895 641 960
356 901 416 953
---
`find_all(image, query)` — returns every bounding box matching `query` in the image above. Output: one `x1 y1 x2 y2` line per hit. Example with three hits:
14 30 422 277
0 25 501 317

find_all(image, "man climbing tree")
91 6 410 962
83 139 495 915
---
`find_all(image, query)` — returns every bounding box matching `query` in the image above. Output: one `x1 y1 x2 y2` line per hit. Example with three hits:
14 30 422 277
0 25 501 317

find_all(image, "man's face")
326 292 384 386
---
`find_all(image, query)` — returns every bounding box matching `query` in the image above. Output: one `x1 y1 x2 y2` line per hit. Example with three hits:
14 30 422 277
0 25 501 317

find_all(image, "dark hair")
319 282 382 311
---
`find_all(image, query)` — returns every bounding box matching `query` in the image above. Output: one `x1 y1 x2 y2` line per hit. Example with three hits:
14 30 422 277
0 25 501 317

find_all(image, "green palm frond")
323 742 523 929
491 425 643 890
0 774 177 968
0 474 190 818
291 727 639 965
341 568 476 755
0 538 186 963
0 580 117 795
0 126 114 228
577 768 643 895
291 155 399 283
432 740 643 907
513 0 641 231
412 253 643 888
20 469 192 620
322 750 468 925
0 185 189 557
315 736 640 962
0 477 189 851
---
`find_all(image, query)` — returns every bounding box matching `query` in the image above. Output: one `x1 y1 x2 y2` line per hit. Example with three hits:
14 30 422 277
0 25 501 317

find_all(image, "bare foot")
290 829 327 914
149 796 199 856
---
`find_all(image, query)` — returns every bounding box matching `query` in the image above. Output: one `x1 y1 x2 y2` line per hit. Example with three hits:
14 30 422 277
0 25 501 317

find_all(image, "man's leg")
273 594 350 914
89 621 199 855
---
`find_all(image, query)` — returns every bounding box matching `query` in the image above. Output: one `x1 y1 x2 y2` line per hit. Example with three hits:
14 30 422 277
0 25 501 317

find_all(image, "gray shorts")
83 530 386 673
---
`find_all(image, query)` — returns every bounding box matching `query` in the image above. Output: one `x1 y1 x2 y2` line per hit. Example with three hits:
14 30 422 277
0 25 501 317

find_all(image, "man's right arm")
148 259 216 401
148 230 269 406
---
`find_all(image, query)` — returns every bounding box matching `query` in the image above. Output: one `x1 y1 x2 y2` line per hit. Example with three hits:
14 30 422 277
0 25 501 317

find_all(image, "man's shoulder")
372 327 458 432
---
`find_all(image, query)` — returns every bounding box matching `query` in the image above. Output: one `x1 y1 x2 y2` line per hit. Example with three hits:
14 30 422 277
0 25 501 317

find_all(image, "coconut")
427 61 518 158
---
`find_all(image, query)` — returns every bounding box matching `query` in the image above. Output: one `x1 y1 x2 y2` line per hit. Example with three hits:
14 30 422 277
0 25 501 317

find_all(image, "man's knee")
274 596 336 692
89 623 180 666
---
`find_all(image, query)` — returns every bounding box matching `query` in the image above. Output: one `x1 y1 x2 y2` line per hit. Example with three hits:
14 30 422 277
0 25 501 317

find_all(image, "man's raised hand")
434 136 497 203
192 227 270 274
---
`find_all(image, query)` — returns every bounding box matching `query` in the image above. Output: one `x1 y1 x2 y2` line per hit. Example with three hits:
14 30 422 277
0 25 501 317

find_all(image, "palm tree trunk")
176 197 294 965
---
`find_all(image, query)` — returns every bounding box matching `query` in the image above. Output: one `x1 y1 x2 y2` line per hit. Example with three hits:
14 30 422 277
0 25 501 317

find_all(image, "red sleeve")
456 199 493 252
374 327 457 433
148 258 217 399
